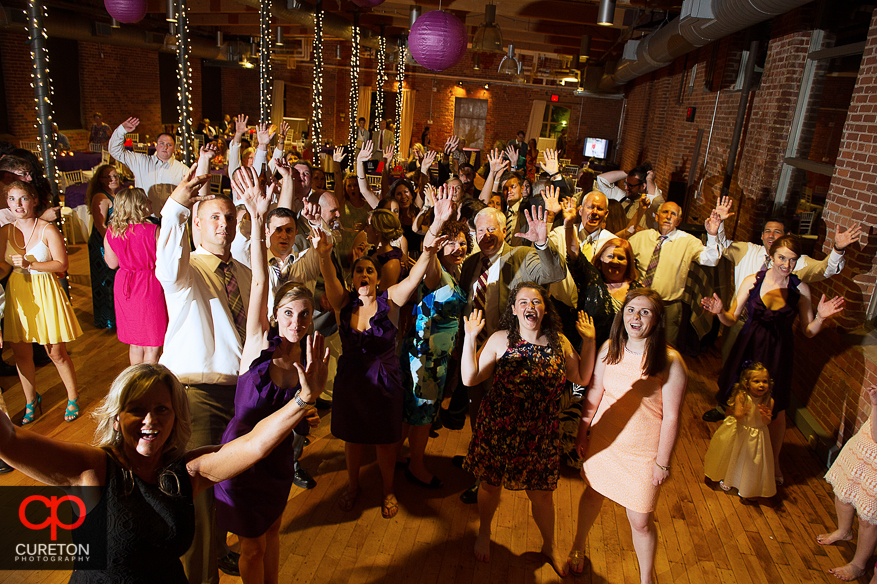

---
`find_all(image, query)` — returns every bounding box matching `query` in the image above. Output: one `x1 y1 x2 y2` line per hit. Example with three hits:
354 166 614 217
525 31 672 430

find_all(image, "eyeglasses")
624 180 642 189
12 171 32 179
102 173 120 180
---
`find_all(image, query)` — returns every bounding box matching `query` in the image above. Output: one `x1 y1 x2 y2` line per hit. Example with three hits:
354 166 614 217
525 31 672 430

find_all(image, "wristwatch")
294 389 316 408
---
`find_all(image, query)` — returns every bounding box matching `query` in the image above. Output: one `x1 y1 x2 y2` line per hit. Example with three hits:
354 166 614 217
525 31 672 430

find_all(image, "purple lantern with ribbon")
408 10 467 72
104 0 147 23
352 0 386 8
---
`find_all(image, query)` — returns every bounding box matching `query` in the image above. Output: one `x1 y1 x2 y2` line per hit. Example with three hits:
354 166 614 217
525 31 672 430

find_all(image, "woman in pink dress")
104 188 168 364
567 289 688 582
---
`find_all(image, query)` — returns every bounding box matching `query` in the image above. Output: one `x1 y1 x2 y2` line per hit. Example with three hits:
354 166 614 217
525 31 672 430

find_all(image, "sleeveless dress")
332 291 403 444
69 453 194 583
825 417 877 525
373 246 408 281
106 223 168 347
583 346 665 513
463 339 567 491
400 268 466 426
88 191 117 329
4 224 82 344
716 270 800 414
703 393 776 498
214 334 307 537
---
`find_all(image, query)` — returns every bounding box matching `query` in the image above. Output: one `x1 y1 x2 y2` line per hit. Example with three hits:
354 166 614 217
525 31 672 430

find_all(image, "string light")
175 0 193 164
374 34 386 131
26 0 56 176
394 44 405 165
311 0 323 146
348 15 360 147
259 0 271 123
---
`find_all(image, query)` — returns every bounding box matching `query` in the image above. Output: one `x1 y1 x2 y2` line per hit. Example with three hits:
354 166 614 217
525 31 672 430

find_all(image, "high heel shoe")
64 397 80 422
21 393 42 425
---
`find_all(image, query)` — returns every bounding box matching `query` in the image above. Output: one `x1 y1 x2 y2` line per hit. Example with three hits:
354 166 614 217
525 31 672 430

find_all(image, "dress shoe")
702 408 725 422
218 551 240 577
293 468 317 489
0 459 12 474
404 467 443 489
460 483 479 504
439 409 465 431
314 397 332 410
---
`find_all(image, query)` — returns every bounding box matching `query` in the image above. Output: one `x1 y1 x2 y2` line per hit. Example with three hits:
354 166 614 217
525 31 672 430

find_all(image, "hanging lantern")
408 10 467 72
104 0 147 23
352 0 386 8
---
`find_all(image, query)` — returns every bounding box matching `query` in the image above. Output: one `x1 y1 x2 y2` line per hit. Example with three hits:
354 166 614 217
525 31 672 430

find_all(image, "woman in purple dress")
366 208 406 293
702 234 844 482
319 225 449 519
214 170 330 584
104 188 168 365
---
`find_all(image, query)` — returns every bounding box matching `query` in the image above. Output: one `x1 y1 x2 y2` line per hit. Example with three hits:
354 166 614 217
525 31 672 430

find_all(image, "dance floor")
0 240 868 583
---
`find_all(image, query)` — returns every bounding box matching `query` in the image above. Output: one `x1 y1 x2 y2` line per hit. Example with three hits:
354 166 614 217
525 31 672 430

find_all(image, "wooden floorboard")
0 241 873 583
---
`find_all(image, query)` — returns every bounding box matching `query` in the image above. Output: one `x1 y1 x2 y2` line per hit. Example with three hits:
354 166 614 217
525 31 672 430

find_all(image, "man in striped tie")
628 200 725 347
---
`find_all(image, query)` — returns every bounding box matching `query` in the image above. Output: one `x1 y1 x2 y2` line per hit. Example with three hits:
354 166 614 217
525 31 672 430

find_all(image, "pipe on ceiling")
600 0 812 90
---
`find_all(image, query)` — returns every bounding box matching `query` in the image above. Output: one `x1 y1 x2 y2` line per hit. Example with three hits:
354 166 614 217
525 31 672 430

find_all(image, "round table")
55 152 102 172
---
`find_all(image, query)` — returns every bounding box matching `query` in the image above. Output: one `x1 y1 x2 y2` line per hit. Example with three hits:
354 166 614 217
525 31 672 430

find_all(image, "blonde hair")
369 208 404 243
270 282 315 327
727 362 773 409
108 188 151 238
92 364 191 469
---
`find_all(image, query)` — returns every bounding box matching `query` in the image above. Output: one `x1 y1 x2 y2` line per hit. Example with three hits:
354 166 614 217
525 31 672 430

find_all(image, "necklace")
13 219 38 252
624 345 644 356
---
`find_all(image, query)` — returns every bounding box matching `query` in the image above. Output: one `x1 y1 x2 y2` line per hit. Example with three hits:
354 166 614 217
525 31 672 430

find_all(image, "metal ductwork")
600 0 813 91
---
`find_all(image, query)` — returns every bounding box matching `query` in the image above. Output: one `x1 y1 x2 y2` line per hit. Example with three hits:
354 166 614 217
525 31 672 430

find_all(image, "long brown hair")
498 282 563 354
605 288 667 377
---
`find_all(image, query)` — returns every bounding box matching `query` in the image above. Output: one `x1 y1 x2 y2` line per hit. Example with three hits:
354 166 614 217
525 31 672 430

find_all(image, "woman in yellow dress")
0 181 82 424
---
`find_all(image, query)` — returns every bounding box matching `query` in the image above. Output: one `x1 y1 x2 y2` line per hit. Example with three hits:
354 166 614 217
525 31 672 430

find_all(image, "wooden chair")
209 173 225 195
125 133 140 142
367 175 382 189
88 143 104 153
559 158 571 167
19 140 40 154
562 165 580 178
798 211 815 235
134 144 149 154
58 170 85 192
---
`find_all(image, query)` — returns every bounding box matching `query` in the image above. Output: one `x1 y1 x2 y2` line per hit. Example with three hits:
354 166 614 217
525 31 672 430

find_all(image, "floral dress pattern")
463 339 566 491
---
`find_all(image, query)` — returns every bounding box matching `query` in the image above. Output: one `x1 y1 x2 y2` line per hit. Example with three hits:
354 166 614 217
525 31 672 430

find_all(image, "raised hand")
433 184 455 225
256 122 275 148
310 226 335 257
277 121 290 142
444 135 459 155
704 208 722 236
646 170 656 184
234 114 249 137
576 311 595 340
302 201 322 226
487 149 508 174
171 163 213 208
233 167 270 219
834 223 863 251
121 117 140 132
464 309 485 339
332 147 347 163
542 185 562 218
358 140 374 162
816 294 844 320
540 148 560 176
274 155 292 179
504 145 519 168
561 197 578 227
866 385 877 406
714 195 735 222
383 143 395 162
422 234 451 256
294 333 330 404
199 142 218 160
422 183 437 208
701 293 724 315
421 150 437 173
516 205 549 246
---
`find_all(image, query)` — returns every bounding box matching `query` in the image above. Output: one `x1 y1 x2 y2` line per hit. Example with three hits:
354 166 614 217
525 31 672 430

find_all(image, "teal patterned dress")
463 339 567 491
400 267 466 426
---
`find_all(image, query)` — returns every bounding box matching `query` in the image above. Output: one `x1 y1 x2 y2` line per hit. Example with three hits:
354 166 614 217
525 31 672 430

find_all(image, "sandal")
64 397 80 422
21 393 42 425
338 487 360 512
719 480 731 492
381 495 399 519
567 550 586 575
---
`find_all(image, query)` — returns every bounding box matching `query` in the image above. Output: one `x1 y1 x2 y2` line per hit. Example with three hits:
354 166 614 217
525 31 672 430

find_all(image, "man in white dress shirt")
594 164 664 231
156 169 248 584
109 117 190 217
628 201 724 346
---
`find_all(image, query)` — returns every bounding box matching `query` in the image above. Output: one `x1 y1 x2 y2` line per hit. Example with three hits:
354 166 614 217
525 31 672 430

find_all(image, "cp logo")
19 495 86 541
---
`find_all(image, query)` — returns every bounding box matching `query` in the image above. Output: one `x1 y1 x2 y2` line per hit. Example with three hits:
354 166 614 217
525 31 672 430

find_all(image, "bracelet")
655 461 670 471
428 229 440 237
833 244 845 253
357 175 365 180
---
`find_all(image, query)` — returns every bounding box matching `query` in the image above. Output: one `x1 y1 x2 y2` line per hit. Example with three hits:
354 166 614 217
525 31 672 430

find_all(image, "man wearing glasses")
109 116 199 217
594 163 664 231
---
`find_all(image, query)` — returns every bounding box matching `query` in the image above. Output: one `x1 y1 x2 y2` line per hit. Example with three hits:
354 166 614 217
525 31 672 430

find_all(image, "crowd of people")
0 113 872 584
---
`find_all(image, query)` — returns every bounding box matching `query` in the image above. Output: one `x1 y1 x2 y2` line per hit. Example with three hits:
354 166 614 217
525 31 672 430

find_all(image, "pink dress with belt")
106 222 168 347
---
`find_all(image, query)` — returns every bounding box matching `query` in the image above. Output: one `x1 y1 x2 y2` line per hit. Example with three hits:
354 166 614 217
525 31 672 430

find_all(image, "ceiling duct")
601 0 814 90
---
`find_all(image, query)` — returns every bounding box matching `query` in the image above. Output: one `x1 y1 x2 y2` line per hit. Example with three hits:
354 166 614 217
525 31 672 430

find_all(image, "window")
541 104 570 139
453 98 488 149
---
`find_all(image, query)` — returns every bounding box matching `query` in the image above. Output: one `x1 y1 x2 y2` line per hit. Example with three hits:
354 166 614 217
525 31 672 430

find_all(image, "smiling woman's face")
512 287 546 333
623 296 657 339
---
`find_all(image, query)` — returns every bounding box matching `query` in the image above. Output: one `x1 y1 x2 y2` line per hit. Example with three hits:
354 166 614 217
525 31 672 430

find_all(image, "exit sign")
686 107 697 122
550 94 559 102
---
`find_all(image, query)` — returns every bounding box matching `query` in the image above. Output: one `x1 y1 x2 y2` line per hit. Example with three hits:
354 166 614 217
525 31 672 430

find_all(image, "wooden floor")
0 240 871 584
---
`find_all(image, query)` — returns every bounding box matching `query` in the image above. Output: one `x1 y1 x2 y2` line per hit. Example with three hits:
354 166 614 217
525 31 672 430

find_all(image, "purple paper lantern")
352 0 386 8
104 0 147 23
408 10 467 72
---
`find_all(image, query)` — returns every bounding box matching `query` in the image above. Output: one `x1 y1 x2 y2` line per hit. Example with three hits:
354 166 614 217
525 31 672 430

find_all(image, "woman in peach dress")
567 289 688 583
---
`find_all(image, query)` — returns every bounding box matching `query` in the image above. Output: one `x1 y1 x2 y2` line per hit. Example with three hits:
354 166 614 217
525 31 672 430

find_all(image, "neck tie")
505 208 516 244
471 256 492 346
622 197 635 214
219 261 247 342
379 132 384 150
581 231 597 261
641 235 668 288
270 256 293 283
760 253 771 272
